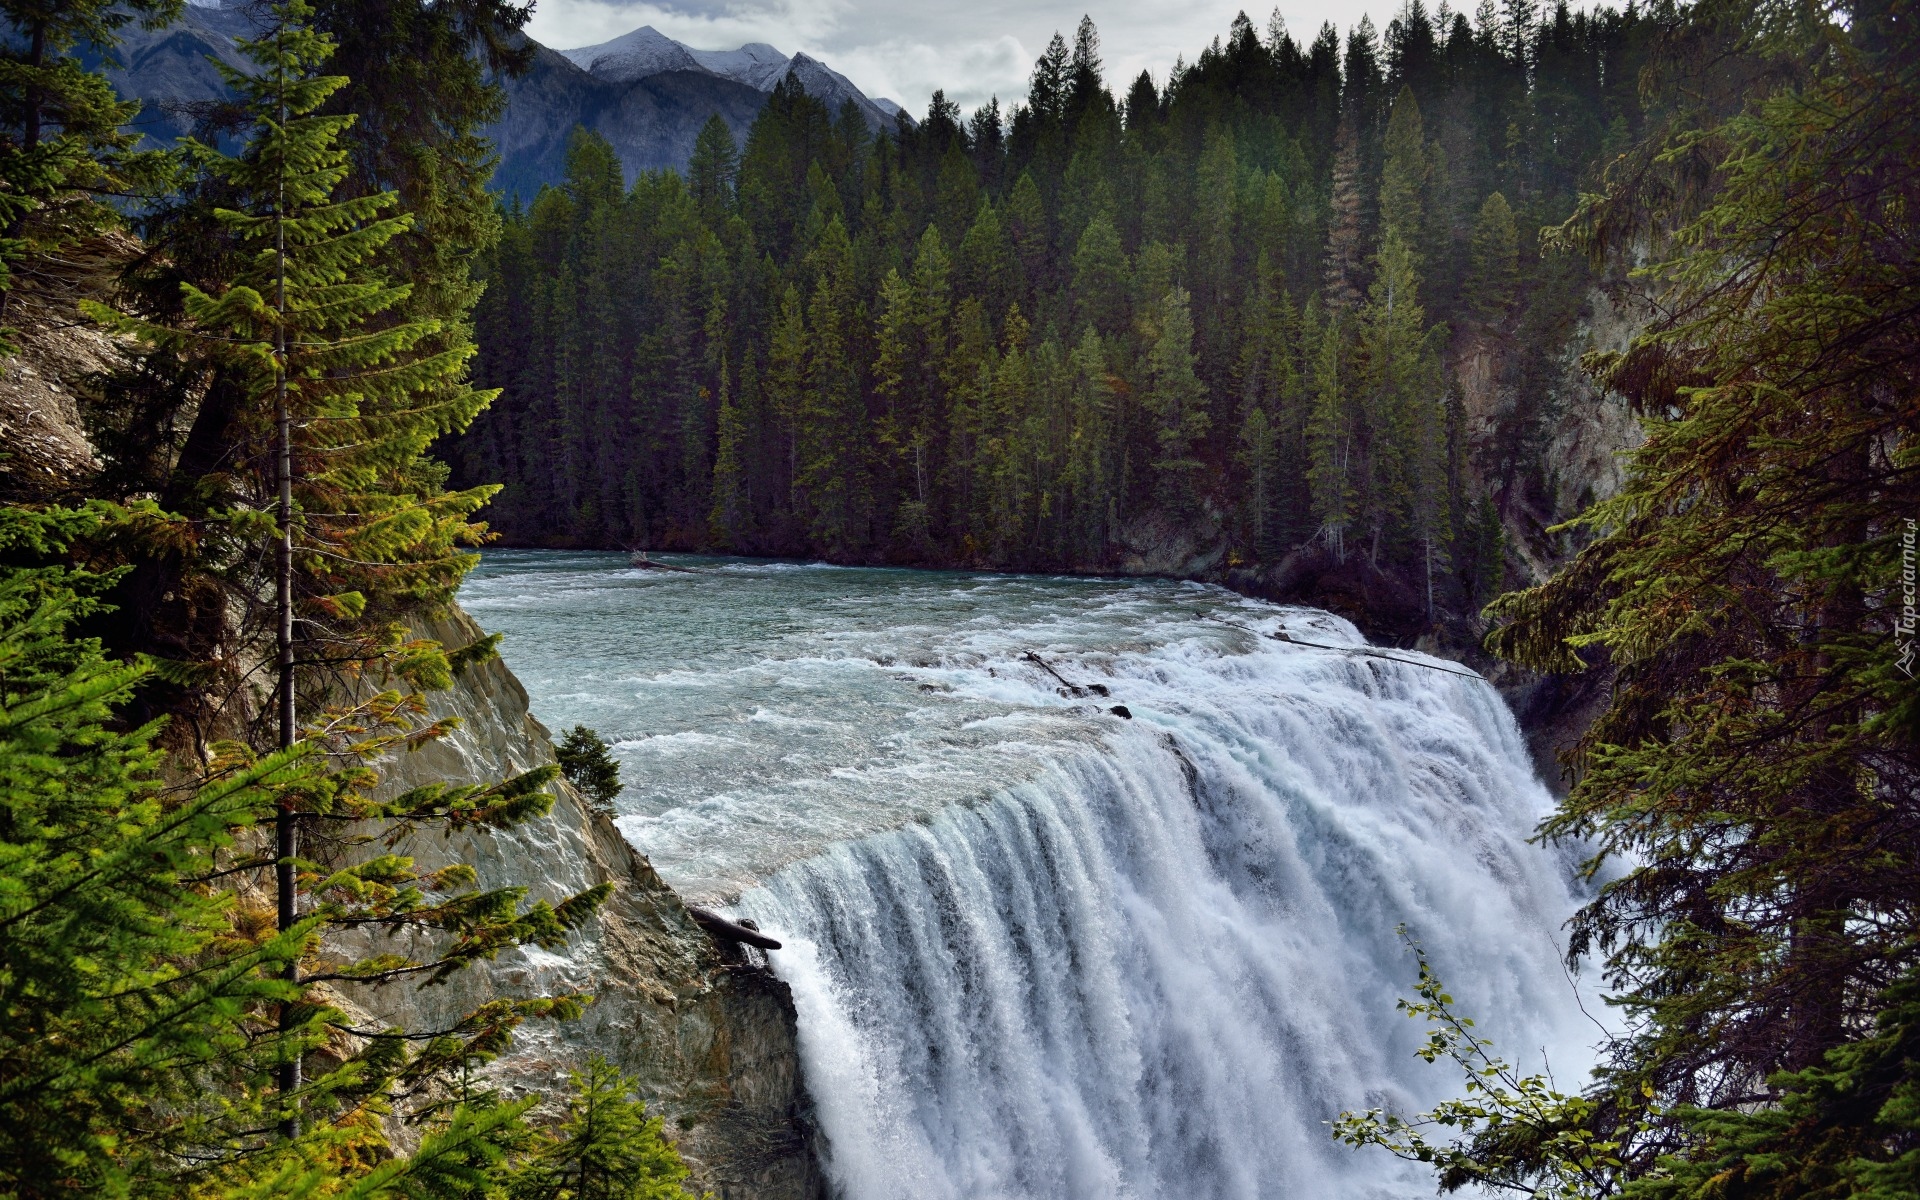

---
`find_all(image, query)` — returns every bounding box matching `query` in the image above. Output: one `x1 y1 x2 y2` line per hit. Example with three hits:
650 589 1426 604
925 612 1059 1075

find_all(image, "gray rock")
349 606 824 1198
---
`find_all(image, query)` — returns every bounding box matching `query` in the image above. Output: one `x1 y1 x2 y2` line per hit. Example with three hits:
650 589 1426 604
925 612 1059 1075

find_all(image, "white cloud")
525 0 1401 118
826 35 1030 111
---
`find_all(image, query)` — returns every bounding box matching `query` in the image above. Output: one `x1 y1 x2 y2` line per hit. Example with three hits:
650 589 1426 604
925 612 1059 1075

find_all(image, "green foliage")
83 0 500 729
0 0 177 350
1 2 652 1195
509 1057 703 1200
1336 934 1657 1199
1336 0 1920 1193
0 521 304 1192
556 725 623 808
1467 192 1518 324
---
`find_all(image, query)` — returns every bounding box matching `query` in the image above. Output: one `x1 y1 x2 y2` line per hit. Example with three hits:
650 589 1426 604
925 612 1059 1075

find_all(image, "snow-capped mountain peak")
557 26 900 131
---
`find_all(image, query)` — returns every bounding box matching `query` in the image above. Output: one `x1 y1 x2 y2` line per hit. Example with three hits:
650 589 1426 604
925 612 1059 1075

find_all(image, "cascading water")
462 552 1599 1199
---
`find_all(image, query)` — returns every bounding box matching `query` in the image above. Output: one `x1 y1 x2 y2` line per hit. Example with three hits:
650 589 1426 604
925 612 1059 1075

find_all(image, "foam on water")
462 551 1597 1198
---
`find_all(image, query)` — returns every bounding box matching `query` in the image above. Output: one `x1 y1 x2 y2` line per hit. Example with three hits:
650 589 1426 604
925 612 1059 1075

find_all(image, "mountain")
557 25 901 135
98 3 906 197
92 2 257 147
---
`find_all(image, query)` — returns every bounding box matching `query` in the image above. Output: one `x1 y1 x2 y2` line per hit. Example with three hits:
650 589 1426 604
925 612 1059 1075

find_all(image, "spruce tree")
687 114 739 221
0 505 594 1194
1358 230 1447 574
708 363 750 547
957 199 1019 331
796 217 870 555
84 0 601 1134
1144 287 1209 516
1476 0 1920 1184
509 1057 699 1200
556 724 624 809
1324 118 1366 311
1306 313 1354 559
1466 191 1518 323
1379 86 1427 248
1070 213 1129 338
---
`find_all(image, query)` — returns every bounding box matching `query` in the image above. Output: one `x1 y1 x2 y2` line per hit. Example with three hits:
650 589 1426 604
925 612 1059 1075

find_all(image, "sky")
522 0 1397 115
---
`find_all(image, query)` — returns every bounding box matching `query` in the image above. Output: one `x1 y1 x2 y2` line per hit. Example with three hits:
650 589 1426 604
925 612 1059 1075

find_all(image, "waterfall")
736 618 1592 1199
459 554 1594 1199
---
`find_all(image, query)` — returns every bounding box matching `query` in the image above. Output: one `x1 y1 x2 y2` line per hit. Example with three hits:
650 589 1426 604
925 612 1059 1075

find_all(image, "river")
460 550 1597 1200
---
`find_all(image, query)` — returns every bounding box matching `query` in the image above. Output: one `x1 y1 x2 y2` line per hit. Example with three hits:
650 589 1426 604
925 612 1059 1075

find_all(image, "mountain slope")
488 43 770 199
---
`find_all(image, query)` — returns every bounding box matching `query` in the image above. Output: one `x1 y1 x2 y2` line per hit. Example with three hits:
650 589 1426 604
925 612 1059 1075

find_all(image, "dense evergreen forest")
455 4 1649 625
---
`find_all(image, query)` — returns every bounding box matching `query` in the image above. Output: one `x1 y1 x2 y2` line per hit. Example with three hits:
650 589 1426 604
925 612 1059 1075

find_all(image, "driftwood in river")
1022 651 1110 698
629 551 700 574
688 906 783 950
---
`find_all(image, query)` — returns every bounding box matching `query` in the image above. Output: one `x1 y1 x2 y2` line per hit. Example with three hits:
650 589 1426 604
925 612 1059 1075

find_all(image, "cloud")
827 35 1030 112
530 0 850 55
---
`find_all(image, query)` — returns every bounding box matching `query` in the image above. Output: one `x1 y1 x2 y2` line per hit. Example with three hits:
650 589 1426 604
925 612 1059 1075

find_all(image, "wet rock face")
0 238 124 501
348 607 823 1200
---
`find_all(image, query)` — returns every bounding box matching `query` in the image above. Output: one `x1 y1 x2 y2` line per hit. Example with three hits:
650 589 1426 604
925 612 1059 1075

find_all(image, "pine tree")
1063 326 1114 561
0 504 594 1193
1236 404 1279 557
1324 117 1365 311
1379 85 1427 247
687 113 739 221
1466 191 1518 323
1005 171 1050 300
759 282 803 503
1194 126 1238 303
796 217 870 555
1357 229 1446 571
509 1057 699 1200
957 198 1019 331
708 362 750 547
1477 0 1920 1185
1144 287 1209 515
872 226 951 523
1306 313 1354 558
83 1 601 1134
1070 213 1128 338
556 724 624 808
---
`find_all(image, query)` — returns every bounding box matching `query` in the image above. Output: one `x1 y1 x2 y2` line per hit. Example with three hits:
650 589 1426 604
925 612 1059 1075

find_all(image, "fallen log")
687 906 783 950
1271 629 1482 680
1022 651 1110 697
629 552 700 573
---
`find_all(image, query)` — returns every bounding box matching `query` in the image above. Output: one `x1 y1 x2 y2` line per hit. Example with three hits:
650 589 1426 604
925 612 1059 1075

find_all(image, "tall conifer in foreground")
85 0 604 1137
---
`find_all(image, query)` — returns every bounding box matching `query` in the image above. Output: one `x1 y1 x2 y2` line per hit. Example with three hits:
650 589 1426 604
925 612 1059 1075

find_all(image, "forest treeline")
455 3 1648 619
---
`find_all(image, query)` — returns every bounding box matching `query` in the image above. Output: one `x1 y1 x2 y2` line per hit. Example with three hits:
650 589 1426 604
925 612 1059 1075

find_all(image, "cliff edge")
341 606 825 1199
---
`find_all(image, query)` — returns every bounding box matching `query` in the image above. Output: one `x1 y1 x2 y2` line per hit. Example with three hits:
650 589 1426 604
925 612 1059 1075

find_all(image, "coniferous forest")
2 0 1918 1192
454 6 1644 627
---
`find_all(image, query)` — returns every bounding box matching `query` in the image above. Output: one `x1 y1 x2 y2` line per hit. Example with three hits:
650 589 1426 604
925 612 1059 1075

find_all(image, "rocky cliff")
343 606 824 1198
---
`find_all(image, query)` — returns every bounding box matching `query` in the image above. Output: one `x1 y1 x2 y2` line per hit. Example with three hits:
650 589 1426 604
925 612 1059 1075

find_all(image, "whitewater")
461 551 1599 1199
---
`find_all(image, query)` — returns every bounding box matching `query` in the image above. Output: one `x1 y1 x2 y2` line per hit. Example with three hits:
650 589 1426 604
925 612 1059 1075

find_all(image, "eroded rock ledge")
349 607 824 1199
